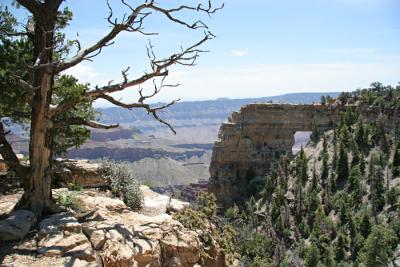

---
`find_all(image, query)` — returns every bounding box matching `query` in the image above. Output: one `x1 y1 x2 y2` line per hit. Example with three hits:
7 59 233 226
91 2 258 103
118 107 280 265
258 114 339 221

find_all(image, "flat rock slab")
0 210 36 241
0 192 22 217
140 186 189 216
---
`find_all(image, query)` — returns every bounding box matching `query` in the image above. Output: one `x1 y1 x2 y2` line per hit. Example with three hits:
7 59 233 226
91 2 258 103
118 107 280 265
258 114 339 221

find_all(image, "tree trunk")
17 73 56 217
16 3 61 218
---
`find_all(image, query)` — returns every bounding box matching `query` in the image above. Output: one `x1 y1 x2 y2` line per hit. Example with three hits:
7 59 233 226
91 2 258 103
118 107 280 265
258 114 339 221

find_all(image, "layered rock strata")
0 186 229 267
209 103 400 208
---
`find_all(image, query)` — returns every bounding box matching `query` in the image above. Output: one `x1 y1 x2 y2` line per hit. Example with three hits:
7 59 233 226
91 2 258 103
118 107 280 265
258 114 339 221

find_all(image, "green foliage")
360 211 372 239
297 146 308 185
304 243 320 267
174 206 207 229
99 159 143 211
197 192 217 218
336 139 349 188
369 154 386 213
359 225 397 266
57 192 86 212
311 120 320 143
335 233 348 263
392 139 400 177
173 192 239 263
239 230 272 265
387 187 399 207
348 165 362 206
0 8 95 157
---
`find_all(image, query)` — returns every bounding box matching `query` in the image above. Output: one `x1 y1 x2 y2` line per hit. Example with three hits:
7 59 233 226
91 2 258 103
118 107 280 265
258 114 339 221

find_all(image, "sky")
6 0 400 106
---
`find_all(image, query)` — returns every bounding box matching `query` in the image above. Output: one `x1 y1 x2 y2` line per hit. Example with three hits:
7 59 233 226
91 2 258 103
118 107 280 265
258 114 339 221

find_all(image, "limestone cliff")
209 103 400 208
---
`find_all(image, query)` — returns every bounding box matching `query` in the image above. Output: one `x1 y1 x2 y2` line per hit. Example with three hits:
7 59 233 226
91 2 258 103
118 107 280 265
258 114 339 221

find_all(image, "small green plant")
58 192 86 212
71 181 82 191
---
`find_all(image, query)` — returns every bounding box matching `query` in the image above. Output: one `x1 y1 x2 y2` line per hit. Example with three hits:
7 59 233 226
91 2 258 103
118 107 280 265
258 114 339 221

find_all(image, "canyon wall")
209 103 400 208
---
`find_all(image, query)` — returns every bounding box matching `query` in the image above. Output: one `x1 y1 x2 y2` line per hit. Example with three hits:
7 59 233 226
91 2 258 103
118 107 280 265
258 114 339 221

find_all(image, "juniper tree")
0 0 221 217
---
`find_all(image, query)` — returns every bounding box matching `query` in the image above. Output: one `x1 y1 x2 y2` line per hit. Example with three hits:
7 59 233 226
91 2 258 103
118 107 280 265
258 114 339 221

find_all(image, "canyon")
208 103 400 208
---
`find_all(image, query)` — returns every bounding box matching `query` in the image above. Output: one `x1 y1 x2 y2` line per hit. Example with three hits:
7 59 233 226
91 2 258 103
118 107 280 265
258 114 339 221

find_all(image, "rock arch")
208 103 399 208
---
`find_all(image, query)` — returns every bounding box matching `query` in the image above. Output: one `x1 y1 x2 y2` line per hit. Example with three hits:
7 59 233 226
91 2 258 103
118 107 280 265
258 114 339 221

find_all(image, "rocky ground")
0 186 229 267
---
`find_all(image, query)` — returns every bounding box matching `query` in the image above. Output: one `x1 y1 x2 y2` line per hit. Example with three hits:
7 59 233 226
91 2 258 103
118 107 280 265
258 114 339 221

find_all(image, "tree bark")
16 2 61 218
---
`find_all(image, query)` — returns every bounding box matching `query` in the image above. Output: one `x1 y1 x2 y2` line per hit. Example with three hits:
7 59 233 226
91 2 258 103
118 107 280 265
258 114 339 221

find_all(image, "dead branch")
96 94 179 134
53 34 209 117
55 117 119 129
56 0 220 72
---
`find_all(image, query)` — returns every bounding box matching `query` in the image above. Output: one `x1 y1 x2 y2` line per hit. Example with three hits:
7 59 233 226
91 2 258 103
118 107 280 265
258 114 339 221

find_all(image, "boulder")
36 212 96 262
101 240 135 267
160 230 200 267
0 210 36 241
140 186 189 216
53 159 108 188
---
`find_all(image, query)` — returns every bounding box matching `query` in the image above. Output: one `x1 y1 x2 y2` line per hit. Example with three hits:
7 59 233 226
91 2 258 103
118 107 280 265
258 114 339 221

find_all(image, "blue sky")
6 0 400 106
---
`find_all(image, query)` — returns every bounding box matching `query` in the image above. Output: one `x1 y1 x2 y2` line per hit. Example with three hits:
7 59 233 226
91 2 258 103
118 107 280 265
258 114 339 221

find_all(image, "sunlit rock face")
208 103 399 208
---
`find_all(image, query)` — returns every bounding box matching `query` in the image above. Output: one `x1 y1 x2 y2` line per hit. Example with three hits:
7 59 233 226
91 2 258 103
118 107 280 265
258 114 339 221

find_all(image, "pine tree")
360 212 372 239
348 164 362 206
305 243 320 267
355 119 366 148
369 159 385 213
336 139 349 188
311 121 320 143
387 187 399 207
361 225 397 267
335 233 348 263
321 135 329 189
310 160 318 192
297 146 308 185
392 139 400 177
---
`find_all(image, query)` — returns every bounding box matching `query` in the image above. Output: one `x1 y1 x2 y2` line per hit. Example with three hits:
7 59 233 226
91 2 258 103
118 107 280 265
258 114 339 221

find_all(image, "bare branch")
56 1 220 73
55 117 119 129
53 33 209 132
96 94 180 134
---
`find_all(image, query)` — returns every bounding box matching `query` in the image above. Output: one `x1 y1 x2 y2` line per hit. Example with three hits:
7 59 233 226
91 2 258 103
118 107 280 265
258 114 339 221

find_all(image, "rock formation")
209 103 400 208
53 159 107 188
0 186 229 267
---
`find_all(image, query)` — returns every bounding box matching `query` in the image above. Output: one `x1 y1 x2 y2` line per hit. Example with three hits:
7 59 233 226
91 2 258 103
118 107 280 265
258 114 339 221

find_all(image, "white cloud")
231 50 250 57
63 64 110 87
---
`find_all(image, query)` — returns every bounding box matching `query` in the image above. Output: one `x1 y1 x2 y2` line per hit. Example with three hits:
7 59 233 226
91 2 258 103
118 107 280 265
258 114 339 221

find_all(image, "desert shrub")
173 192 239 263
99 159 143 211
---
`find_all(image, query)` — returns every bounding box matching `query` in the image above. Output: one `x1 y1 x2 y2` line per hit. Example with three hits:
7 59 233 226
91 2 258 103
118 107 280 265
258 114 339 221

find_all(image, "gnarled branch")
53 34 209 117
96 94 179 134
55 0 220 72
54 117 119 129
